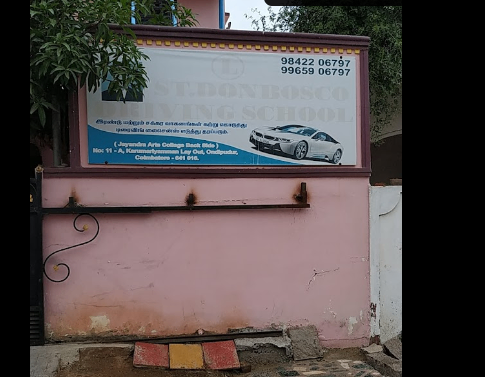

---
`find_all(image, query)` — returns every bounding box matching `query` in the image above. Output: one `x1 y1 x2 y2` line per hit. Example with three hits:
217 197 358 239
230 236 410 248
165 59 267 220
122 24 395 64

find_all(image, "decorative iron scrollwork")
30 181 38 207
43 213 100 283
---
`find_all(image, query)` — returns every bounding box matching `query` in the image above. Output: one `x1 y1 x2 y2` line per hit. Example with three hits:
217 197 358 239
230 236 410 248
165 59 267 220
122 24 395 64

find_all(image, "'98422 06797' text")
280 57 352 76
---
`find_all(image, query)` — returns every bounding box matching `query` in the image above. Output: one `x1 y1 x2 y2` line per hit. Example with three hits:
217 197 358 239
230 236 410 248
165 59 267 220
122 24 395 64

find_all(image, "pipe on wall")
219 0 224 29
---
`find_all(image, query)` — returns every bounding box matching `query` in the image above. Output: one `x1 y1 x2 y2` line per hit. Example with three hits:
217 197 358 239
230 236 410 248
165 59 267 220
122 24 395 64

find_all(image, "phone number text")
280 57 352 76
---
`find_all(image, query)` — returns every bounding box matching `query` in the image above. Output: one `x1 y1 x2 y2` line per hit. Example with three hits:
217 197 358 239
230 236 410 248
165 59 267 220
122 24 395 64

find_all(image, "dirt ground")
55 345 367 377
56 346 223 377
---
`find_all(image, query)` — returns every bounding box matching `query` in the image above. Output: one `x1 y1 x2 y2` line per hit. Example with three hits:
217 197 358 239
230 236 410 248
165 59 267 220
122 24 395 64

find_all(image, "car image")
249 124 344 163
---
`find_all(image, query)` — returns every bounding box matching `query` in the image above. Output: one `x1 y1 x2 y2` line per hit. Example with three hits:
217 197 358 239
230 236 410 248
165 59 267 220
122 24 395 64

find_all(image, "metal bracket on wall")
40 181 309 282
42 182 310 214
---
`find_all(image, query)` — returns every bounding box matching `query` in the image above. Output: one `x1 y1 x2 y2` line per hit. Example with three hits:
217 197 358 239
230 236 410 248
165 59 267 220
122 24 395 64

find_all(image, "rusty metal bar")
43 203 309 214
59 329 284 345
42 182 310 214
123 329 284 344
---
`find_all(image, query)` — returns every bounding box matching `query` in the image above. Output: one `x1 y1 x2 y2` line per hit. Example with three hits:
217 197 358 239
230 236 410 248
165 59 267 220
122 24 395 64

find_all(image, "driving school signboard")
87 47 358 166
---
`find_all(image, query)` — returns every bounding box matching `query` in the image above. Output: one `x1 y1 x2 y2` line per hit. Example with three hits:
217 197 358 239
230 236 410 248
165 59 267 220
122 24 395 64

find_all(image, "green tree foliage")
30 0 197 162
247 6 402 143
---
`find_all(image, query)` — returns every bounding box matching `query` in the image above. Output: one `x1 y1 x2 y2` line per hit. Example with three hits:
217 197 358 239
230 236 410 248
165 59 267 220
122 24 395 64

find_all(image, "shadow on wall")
370 134 402 186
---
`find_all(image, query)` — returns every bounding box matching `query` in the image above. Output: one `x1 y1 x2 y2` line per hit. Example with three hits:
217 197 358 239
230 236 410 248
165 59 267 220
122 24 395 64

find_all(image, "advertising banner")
87 48 357 166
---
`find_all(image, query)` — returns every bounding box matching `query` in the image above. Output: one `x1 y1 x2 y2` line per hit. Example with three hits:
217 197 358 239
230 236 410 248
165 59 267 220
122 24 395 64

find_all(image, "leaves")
247 6 402 143
30 0 197 138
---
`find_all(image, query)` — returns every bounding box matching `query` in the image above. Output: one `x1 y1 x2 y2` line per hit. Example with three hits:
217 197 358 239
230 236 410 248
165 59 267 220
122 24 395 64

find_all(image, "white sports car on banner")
249 124 344 163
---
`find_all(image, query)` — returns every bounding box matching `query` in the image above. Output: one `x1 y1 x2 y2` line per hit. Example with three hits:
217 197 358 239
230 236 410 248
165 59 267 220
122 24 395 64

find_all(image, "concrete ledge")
365 352 402 377
30 343 133 377
383 336 402 360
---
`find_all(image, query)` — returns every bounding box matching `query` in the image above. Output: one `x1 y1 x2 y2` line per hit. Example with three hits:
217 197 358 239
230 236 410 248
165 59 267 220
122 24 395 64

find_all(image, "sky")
224 0 281 31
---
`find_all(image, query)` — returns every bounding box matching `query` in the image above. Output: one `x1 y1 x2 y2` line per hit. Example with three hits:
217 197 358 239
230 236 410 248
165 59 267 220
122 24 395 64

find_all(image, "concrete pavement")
30 343 130 377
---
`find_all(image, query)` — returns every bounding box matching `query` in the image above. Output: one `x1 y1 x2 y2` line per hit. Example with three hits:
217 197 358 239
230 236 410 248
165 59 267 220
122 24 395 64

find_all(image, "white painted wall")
369 186 402 344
